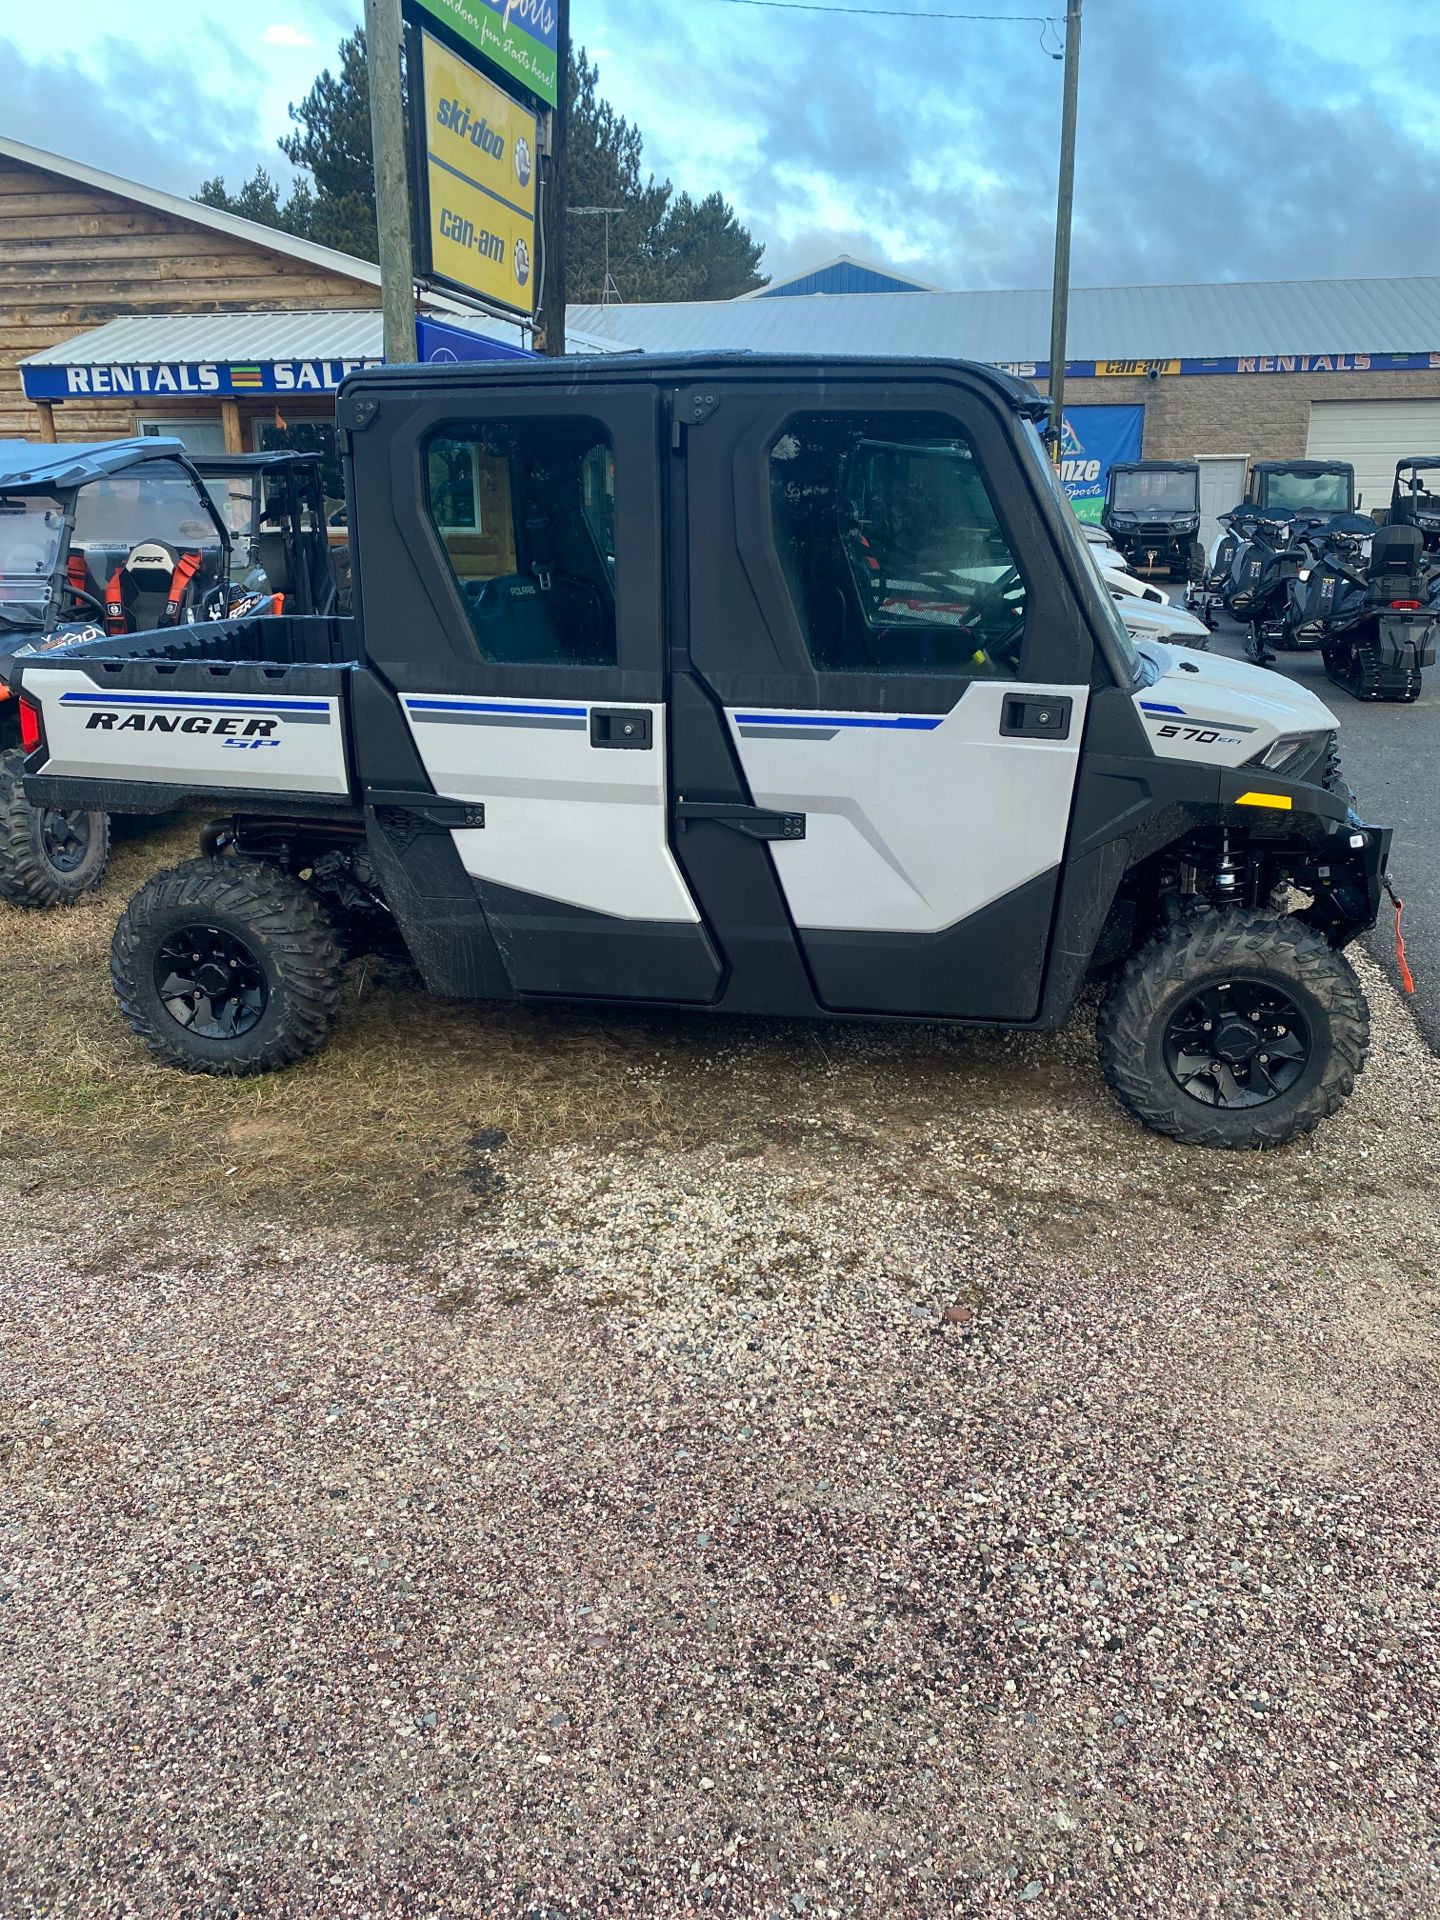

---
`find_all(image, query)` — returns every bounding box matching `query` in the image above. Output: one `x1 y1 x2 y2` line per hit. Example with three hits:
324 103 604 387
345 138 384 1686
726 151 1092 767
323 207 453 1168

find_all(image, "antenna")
569 207 625 304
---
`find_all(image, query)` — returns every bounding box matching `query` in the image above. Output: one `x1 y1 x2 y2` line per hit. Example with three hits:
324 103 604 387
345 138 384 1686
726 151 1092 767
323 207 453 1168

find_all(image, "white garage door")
1305 399 1440 516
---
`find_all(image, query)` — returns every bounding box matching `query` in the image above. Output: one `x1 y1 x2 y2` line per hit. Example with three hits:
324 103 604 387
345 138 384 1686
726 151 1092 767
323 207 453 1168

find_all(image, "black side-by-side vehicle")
1100 460 1203 579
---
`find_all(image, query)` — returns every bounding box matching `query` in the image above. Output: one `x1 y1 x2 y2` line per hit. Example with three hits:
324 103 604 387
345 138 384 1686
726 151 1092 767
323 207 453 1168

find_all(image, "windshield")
1262 469 1351 514
72 461 221 550
203 476 261 583
1397 468 1440 514
1020 420 1141 682
0 493 64 629
1111 468 1197 513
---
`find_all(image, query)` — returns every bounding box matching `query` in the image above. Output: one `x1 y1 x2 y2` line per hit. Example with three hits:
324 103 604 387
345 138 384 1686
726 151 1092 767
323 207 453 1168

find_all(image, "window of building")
423 417 617 667
253 418 345 517
769 411 1027 677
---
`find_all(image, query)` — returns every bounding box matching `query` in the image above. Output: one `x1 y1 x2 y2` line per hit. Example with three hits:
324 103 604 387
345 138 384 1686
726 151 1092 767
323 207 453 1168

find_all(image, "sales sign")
410 0 556 109
417 30 538 315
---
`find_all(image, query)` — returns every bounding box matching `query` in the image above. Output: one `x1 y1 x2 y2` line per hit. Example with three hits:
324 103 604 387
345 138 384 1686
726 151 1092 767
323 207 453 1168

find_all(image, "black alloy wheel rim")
40 808 92 875
155 923 268 1039
1163 978 1311 1109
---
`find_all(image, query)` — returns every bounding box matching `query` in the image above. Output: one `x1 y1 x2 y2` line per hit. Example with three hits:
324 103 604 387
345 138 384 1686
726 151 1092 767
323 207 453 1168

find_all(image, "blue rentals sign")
1057 405 1144 523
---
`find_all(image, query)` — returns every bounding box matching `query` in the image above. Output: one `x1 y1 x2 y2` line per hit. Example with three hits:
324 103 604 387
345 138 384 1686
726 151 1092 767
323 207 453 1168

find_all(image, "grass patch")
0 819 1100 1225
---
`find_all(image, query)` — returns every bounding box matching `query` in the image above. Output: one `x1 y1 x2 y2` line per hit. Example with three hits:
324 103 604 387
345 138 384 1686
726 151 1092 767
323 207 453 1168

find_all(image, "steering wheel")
973 565 1026 671
61 581 108 620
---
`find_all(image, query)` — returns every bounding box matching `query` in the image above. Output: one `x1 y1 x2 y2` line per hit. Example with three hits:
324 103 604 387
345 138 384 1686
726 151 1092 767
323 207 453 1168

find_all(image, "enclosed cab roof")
337 349 1051 417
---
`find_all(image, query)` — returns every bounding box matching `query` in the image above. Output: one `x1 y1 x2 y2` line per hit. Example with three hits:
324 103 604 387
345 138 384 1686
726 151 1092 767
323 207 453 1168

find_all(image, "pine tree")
194 35 767 298
194 29 378 262
565 50 767 303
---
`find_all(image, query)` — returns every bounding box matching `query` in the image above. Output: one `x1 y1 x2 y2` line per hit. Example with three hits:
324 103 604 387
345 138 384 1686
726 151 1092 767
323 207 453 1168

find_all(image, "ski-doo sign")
410 28 538 315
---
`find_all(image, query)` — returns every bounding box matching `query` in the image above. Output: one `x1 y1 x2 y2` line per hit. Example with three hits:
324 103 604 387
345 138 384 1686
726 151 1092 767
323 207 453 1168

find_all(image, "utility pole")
365 0 416 364
541 0 570 357
1046 0 1082 453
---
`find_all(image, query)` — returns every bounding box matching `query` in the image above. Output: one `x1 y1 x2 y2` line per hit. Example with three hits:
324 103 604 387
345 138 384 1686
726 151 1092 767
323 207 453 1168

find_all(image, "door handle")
999 694 1072 739
590 707 652 749
675 801 805 841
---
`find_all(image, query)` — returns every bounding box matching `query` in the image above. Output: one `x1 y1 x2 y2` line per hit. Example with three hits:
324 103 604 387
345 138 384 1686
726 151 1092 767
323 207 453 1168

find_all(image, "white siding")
1305 399 1440 515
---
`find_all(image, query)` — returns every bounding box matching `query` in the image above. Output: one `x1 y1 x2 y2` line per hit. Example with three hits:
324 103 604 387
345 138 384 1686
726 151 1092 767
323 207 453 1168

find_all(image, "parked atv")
2 354 1392 1151
0 441 344 908
1101 460 1203 581
0 437 230 906
1386 457 1440 551
1321 523 1438 701
1244 459 1356 518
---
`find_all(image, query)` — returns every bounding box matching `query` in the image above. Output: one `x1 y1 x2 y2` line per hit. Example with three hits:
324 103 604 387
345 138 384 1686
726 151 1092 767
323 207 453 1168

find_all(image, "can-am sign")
21 359 382 401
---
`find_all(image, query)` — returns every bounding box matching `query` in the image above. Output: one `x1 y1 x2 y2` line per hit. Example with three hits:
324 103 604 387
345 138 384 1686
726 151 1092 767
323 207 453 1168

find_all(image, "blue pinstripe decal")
733 712 944 731
1140 702 1186 715
57 691 330 712
405 698 588 718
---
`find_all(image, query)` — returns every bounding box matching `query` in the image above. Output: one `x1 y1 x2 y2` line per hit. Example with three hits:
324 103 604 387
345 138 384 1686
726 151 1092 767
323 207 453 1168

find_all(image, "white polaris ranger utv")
1 355 1391 1148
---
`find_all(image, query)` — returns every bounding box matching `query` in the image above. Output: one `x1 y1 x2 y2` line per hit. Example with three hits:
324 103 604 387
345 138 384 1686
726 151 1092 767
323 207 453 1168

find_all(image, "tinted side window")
424 417 616 667
769 411 1026 677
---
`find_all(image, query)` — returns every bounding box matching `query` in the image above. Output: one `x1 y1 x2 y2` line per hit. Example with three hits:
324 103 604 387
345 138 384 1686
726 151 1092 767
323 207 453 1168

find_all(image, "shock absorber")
1213 830 1244 904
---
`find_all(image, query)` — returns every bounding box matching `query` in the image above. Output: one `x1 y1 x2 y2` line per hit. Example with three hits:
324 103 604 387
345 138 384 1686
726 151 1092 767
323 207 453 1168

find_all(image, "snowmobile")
1101 461 1203 580
1219 508 1304 663
1321 522 1437 702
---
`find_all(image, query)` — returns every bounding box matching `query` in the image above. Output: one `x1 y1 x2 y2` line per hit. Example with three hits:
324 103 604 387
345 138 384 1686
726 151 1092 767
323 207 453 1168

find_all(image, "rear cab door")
345 372 721 1002
674 369 1094 1020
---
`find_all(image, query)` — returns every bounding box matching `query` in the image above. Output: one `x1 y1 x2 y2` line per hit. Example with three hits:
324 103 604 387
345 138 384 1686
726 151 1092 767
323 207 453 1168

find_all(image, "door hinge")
670 387 722 452
675 801 805 840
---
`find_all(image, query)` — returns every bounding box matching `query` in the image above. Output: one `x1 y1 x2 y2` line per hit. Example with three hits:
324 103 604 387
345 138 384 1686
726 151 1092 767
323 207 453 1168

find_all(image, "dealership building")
4 131 1439 551
572 269 1440 546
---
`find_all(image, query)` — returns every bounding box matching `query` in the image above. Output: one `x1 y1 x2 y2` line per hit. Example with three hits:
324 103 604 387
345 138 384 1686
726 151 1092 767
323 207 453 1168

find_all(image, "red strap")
104 566 127 635
162 549 203 624
1393 891 1415 994
66 553 87 596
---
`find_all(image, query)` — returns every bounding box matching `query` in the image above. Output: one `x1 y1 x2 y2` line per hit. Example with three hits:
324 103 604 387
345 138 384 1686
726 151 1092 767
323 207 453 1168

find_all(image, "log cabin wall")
0 150 379 441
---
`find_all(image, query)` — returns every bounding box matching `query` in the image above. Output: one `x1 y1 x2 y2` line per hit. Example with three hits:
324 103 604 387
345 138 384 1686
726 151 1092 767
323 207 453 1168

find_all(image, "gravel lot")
2 950 1438 1916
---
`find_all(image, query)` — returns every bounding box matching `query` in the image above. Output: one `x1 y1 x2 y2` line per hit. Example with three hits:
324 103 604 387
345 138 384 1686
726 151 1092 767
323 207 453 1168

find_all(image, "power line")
702 0 1056 20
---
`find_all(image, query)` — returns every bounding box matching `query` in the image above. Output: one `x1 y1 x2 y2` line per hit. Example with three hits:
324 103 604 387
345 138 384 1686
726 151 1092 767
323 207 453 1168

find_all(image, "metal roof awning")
568 274 1440 371
18 306 637 401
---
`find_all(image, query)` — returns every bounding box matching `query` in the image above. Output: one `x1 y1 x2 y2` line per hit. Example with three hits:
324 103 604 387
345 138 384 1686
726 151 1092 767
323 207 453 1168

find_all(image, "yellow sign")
1094 358 1180 377
421 30 537 314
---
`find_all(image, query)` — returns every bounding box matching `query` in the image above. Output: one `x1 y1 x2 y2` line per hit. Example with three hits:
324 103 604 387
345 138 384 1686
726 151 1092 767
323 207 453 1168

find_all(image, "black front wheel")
111 858 344 1074
0 746 110 907
1097 909 1369 1148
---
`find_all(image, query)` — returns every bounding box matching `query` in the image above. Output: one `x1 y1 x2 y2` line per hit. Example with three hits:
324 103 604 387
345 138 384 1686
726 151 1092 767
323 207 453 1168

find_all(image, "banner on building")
412 28 538 315
1057 404 1144 522
409 0 557 108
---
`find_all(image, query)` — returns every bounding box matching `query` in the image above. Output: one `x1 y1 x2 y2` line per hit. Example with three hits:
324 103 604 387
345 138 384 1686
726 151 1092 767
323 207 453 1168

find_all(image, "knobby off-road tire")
111 857 344 1075
1097 908 1369 1149
0 746 109 907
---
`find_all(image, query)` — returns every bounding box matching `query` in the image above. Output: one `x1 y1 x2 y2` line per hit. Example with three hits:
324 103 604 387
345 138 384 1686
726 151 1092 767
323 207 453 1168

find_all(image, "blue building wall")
758 262 931 298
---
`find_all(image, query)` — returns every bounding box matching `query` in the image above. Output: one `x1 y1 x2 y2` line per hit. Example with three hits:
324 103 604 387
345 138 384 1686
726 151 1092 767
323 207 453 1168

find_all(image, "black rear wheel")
1097 908 1369 1148
111 857 344 1074
0 746 110 907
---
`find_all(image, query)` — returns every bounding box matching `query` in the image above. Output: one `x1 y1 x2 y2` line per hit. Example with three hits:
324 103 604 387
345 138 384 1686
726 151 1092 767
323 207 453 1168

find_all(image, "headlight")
1248 729 1330 775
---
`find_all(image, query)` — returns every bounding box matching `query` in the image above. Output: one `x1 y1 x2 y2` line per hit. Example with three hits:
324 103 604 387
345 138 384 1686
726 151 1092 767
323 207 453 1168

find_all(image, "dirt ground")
1 835 1438 1915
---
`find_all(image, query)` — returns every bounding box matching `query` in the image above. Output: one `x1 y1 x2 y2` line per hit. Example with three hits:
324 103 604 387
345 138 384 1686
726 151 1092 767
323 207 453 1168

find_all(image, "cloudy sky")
5 0 1439 291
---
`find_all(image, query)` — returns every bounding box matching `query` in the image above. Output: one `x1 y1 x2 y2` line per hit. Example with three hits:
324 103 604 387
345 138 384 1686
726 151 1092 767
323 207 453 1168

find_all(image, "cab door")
673 380 1092 1020
356 380 720 1002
